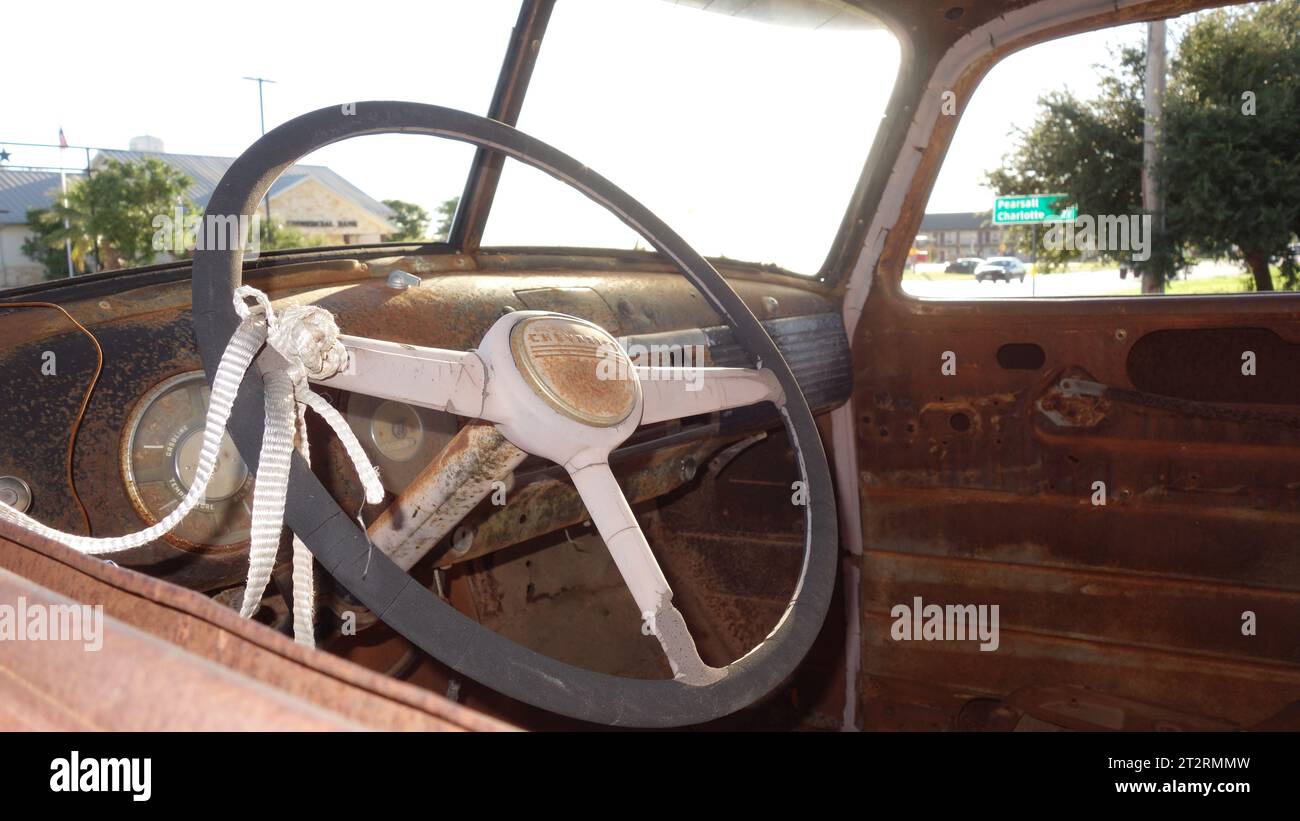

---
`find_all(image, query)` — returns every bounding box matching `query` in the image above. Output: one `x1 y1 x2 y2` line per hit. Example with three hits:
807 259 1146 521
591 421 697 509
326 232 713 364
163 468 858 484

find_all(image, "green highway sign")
993 194 1077 225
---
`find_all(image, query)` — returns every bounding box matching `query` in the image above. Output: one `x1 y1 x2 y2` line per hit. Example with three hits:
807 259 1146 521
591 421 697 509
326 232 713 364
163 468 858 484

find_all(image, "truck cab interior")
0 0 1296 732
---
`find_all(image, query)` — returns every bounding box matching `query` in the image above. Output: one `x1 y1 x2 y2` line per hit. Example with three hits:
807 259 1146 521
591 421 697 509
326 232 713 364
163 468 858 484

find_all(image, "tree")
258 220 325 252
382 198 431 241
20 207 72 279
25 158 195 271
1162 1 1300 291
986 3 1300 290
434 196 459 242
985 46 1147 271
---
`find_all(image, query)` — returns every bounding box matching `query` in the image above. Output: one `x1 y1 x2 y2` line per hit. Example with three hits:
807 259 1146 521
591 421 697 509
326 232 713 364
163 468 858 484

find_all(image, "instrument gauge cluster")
121 371 253 551
345 393 459 494
121 374 461 549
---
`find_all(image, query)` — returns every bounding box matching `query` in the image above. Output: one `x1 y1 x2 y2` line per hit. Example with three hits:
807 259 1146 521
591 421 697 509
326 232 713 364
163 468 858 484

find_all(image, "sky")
926 20 1162 214
1 0 1188 273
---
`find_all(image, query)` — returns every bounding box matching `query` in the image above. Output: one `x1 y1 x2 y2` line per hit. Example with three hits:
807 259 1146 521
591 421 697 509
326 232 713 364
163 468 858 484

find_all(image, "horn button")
478 311 644 467
509 316 638 427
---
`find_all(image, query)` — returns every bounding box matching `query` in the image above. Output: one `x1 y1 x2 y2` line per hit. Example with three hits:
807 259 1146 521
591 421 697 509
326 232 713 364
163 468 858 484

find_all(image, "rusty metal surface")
839 0 1300 730
851 298 1300 727
0 568 361 731
369 420 527 570
0 260 835 594
0 520 514 730
852 211 1300 729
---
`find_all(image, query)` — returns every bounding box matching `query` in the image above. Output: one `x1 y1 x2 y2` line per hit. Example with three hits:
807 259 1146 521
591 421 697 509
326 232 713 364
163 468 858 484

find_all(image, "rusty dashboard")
0 249 850 607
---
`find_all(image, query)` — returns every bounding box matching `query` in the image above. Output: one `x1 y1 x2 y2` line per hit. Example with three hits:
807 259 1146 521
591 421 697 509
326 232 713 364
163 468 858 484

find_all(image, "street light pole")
243 76 276 233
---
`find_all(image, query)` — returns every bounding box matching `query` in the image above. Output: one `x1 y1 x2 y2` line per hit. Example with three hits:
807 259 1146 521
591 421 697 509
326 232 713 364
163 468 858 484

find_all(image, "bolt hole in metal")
996 342 1046 370
680 456 698 482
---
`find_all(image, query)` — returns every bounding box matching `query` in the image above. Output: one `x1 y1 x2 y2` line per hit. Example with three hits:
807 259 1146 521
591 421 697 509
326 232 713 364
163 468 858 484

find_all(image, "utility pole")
243 76 276 232
59 169 74 276
84 145 100 272
1141 20 1167 294
0 208 9 283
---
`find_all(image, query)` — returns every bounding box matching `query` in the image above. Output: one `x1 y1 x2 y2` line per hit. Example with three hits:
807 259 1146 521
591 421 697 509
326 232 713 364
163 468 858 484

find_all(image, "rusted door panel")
852 292 1300 728
864 623 1300 728
866 550 1300 665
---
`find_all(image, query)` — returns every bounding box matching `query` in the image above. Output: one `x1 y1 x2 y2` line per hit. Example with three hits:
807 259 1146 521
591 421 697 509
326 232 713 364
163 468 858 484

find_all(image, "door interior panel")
852 289 1300 729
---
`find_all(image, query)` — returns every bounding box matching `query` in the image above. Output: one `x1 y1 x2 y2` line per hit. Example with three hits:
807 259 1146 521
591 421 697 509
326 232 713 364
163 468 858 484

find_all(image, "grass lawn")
1164 274 1255 294
1164 267 1291 295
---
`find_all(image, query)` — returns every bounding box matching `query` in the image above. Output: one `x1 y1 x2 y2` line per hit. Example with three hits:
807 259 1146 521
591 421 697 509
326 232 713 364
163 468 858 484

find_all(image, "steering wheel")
192 102 837 727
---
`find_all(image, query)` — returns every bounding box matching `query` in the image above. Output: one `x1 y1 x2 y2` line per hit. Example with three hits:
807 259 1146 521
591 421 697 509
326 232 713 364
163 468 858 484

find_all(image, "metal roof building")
0 169 85 225
0 151 394 225
94 150 395 224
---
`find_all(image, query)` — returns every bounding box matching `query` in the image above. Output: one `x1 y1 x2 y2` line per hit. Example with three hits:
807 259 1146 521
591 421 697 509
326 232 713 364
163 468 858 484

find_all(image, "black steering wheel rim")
191 101 837 727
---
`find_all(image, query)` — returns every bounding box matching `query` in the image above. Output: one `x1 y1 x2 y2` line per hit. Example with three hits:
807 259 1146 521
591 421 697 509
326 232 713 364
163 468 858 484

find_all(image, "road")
901 261 1241 299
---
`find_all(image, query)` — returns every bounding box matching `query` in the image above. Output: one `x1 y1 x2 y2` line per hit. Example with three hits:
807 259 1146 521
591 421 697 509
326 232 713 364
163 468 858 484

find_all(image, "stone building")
0 136 396 288
97 140 396 246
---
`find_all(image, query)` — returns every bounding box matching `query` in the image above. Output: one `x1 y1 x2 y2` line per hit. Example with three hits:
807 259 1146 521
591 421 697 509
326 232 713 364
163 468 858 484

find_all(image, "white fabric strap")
0 285 384 647
240 368 296 627
290 399 316 646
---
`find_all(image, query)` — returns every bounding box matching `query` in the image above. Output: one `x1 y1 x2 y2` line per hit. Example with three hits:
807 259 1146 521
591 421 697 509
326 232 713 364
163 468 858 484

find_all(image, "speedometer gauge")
121 371 253 551
369 400 424 462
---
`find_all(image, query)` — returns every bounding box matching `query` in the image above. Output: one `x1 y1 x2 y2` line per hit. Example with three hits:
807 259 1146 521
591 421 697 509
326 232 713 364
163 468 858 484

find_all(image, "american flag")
58 127 68 149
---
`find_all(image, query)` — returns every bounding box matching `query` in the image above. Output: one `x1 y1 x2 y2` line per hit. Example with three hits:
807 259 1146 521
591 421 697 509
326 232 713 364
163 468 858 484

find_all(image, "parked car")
974 257 1027 282
945 257 985 274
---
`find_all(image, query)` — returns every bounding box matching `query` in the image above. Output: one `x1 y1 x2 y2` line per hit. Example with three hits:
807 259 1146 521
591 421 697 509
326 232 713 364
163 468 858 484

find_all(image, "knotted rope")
0 286 384 646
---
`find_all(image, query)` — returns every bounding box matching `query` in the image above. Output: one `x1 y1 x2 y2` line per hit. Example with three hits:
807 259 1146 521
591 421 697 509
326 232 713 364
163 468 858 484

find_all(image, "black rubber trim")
190 102 837 727
707 313 852 423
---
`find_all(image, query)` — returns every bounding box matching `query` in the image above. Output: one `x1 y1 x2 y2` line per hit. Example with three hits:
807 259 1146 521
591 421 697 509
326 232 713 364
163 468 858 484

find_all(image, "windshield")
483 0 899 275
1 0 898 290
0 0 515 291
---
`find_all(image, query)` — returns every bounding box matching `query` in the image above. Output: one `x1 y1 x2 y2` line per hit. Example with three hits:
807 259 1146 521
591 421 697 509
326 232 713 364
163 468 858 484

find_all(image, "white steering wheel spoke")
637 364 784 425
308 311 762 687
310 334 492 420
565 457 724 686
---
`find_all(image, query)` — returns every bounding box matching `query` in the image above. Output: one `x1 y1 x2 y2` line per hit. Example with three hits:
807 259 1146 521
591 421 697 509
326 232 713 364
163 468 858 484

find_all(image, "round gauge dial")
121 371 253 551
369 400 424 462
344 393 458 494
